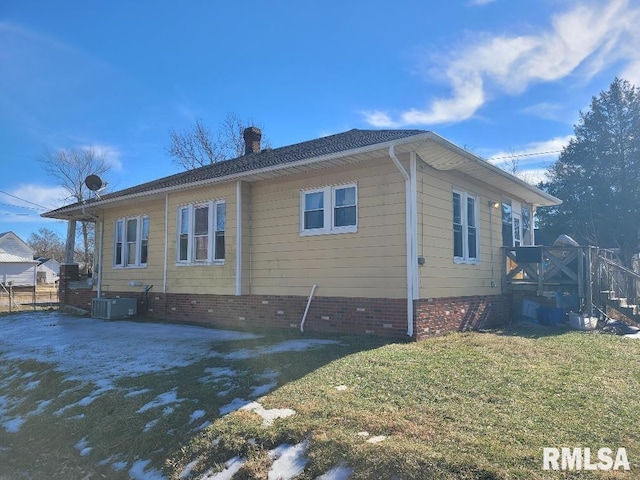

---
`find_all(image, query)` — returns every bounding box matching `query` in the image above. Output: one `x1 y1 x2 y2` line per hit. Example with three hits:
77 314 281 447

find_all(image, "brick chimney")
243 127 262 155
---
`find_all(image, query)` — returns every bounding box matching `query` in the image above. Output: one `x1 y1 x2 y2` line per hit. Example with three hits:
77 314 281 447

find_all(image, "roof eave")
416 132 561 207
41 133 435 220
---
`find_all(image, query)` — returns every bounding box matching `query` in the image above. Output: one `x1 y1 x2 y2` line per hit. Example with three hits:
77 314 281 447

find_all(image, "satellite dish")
85 175 103 192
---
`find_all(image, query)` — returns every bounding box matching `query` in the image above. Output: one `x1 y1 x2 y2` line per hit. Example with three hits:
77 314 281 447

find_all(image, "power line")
0 191 47 210
490 150 562 161
0 202 43 212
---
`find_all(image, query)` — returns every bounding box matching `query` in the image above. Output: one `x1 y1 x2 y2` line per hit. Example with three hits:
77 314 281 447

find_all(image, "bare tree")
27 227 65 262
168 112 270 170
40 146 110 269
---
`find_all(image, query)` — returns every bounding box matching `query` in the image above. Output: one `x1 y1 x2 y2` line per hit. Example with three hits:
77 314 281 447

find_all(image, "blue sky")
1 0 639 242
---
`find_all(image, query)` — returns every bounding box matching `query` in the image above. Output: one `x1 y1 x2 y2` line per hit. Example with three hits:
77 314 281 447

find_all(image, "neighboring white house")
0 232 38 287
36 257 60 284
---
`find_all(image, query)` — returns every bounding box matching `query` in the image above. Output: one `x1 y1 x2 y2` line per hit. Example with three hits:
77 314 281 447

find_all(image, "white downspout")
163 193 169 294
97 218 104 298
389 145 415 337
409 152 418 300
236 180 242 296
300 283 317 333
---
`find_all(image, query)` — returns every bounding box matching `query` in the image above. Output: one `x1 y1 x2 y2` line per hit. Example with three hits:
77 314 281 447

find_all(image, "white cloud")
365 0 640 126
520 102 564 121
487 135 572 167
514 168 550 186
361 110 396 128
86 145 123 172
1 184 69 211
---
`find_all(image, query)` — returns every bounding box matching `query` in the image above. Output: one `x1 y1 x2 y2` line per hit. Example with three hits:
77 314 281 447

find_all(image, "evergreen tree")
539 78 640 266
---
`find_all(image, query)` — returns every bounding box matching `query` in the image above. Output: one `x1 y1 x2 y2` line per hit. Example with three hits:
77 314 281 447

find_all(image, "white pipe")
97 218 104 298
389 145 415 337
235 180 242 295
300 283 317 333
410 152 418 300
163 193 169 294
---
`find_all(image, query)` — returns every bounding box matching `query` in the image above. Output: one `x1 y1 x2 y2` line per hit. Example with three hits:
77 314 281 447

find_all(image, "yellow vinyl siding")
417 163 506 298
250 156 407 298
165 183 236 294
100 197 166 293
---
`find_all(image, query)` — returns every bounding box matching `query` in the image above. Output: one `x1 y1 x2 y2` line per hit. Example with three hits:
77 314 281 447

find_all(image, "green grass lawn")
168 326 640 479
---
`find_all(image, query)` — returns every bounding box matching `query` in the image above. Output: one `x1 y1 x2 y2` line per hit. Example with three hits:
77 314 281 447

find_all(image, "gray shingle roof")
44 129 427 216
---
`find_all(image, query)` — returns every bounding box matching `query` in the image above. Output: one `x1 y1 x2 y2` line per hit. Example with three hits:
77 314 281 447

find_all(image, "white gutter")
389 145 416 337
235 180 242 295
43 134 436 217
163 193 169 294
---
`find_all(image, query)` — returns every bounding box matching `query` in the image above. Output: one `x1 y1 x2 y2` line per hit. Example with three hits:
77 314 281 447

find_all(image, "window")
522 205 532 245
177 200 226 264
501 201 513 247
502 200 533 247
114 215 149 268
301 184 357 235
452 190 479 263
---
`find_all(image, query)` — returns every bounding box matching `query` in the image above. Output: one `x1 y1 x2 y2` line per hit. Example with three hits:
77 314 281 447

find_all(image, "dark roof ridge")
43 128 429 216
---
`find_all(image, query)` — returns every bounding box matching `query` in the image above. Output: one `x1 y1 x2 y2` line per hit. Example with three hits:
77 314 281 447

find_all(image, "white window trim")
453 189 480 265
300 183 358 236
114 215 149 269
176 199 226 266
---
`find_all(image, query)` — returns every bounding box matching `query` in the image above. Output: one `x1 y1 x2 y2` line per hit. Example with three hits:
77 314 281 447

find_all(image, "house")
0 232 38 288
43 128 560 339
35 257 60 284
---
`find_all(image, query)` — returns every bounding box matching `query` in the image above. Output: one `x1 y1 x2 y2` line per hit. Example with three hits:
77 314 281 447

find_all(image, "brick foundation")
59 283 510 340
124 292 407 337
414 295 510 339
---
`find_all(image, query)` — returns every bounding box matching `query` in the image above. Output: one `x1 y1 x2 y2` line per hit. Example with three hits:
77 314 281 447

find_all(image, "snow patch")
128 459 165 480
23 380 40 390
0 314 259 385
137 389 185 413
178 459 199 478
144 418 160 432
200 456 247 480
240 402 296 427
125 388 151 397
2 417 24 433
74 436 92 456
335 385 348 391
219 397 251 415
367 435 387 443
198 367 236 384
189 409 206 423
112 460 128 471
267 441 309 480
250 381 278 398
220 339 341 360
317 463 353 480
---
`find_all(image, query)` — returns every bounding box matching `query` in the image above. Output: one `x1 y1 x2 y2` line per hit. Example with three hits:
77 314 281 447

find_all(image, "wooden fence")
0 287 59 314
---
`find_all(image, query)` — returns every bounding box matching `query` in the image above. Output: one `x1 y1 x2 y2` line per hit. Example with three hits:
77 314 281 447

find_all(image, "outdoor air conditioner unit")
91 298 137 320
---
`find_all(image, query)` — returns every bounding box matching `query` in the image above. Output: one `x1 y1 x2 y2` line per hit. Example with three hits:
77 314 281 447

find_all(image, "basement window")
177 200 226 264
301 184 357 236
114 215 149 268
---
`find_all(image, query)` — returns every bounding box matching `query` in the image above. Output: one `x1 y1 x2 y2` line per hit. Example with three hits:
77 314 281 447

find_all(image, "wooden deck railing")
502 246 594 300
504 245 640 319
